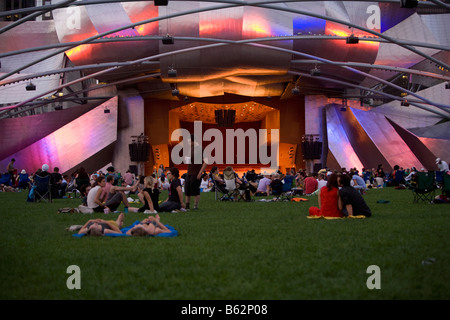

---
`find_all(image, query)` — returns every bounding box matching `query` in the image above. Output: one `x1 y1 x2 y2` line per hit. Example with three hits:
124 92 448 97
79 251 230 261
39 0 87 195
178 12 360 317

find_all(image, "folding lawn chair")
442 172 450 196
412 171 436 204
224 176 245 201
0 173 12 186
34 175 52 203
275 175 295 201
435 171 443 188
212 174 231 201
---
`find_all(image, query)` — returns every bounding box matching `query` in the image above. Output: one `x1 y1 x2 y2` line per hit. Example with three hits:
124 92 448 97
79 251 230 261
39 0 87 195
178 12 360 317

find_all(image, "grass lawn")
0 186 449 300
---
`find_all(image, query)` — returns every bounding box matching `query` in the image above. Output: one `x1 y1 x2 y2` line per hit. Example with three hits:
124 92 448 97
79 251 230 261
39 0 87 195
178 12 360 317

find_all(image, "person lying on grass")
78 213 125 236
126 214 172 236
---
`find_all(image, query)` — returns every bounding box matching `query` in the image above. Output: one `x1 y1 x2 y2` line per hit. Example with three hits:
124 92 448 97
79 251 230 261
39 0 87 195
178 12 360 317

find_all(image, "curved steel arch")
288 70 450 119
2 39 448 119
2 35 449 88
0 0 78 34
248 42 450 111
1 0 449 82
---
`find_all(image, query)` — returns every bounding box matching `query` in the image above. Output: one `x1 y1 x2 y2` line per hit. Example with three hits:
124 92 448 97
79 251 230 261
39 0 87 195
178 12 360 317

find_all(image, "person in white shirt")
317 173 327 190
436 158 449 172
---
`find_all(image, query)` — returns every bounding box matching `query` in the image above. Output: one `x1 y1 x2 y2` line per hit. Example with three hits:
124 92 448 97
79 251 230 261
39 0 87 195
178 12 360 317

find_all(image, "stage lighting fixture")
26 82 36 91
346 35 359 44
445 82 450 89
154 0 168 5
310 68 321 77
171 88 179 96
162 35 174 44
104 108 111 113
168 68 177 77
54 105 63 111
401 101 410 107
400 0 418 8
291 86 300 95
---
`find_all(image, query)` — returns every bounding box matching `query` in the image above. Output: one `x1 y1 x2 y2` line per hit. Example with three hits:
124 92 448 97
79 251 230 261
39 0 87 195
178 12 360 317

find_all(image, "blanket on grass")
73 221 178 238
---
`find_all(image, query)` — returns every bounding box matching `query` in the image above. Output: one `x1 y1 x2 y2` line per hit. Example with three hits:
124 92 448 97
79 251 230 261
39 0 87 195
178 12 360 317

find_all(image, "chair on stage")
34 175 52 203
412 171 436 204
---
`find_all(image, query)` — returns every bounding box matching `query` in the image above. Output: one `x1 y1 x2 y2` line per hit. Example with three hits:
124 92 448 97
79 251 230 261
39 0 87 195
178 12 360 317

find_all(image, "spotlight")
400 0 418 8
445 82 450 89
291 86 300 95
310 68 321 77
54 105 63 111
162 35 174 44
168 68 177 77
346 35 359 44
154 0 168 5
104 108 111 113
171 88 179 96
340 107 347 112
401 101 410 107
26 82 36 91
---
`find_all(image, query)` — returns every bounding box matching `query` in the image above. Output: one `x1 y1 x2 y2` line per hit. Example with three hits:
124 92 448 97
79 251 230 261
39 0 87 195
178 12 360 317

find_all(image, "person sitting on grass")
126 214 173 236
269 173 284 196
137 176 159 213
255 172 272 196
159 167 186 212
86 176 108 212
338 174 372 218
102 175 140 213
308 173 343 218
78 213 125 236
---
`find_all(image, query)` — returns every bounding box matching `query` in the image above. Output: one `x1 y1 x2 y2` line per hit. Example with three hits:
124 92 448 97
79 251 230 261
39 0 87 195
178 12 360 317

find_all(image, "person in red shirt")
303 172 318 195
308 174 343 219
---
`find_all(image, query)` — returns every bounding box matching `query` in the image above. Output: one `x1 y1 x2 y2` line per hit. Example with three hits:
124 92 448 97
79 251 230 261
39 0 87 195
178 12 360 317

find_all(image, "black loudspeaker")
215 109 236 127
313 163 323 173
154 0 168 5
400 0 418 8
129 165 138 175
302 141 322 159
129 143 150 162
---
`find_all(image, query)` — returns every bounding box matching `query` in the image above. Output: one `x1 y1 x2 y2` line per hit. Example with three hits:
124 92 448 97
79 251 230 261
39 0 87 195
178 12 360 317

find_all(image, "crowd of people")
2 153 449 234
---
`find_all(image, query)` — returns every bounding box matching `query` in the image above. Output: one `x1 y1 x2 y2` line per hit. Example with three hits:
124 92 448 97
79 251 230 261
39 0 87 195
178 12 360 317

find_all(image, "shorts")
105 192 123 211
184 175 201 197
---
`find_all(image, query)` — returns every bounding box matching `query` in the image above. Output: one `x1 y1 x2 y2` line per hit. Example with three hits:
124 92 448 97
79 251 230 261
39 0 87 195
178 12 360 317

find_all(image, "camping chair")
0 173 12 186
69 177 90 198
211 174 231 201
393 170 405 186
224 177 245 201
412 171 436 203
18 173 30 189
442 172 450 196
435 171 444 188
34 175 52 203
275 175 295 201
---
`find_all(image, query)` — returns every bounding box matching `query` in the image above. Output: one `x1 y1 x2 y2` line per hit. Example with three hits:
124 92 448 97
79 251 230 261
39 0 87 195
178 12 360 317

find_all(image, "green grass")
0 187 449 300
